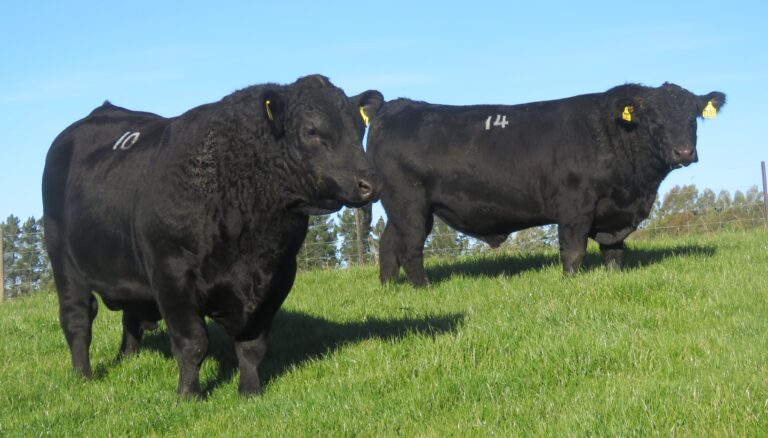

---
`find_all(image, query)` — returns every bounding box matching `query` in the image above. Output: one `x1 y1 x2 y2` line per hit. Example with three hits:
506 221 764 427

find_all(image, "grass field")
1 229 767 436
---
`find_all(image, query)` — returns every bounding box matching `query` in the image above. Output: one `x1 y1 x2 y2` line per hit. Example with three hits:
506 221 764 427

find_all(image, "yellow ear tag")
359 106 370 126
621 106 633 122
702 101 717 119
265 100 274 121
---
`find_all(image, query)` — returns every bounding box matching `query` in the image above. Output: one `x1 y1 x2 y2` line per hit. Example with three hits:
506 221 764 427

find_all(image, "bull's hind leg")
119 311 143 358
46 219 98 377
54 270 98 378
600 241 625 271
119 303 161 358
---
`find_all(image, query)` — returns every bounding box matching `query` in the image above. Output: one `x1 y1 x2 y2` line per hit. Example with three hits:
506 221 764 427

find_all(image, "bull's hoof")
238 384 264 398
411 278 431 288
178 387 203 400
118 345 141 359
73 367 93 379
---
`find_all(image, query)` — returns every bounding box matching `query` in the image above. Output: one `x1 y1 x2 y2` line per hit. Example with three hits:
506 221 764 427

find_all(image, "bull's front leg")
235 258 296 396
235 331 268 396
152 265 209 398
600 241 625 271
557 219 592 274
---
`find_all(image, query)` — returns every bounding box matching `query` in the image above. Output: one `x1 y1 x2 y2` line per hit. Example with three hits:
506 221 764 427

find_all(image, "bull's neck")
590 113 671 192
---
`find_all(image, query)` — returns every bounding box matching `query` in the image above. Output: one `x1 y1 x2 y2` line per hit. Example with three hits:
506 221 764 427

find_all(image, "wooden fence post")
354 208 365 265
762 161 768 227
1 226 4 302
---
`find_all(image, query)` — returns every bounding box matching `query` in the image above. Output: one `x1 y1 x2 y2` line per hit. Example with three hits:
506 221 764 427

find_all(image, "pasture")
1 229 767 436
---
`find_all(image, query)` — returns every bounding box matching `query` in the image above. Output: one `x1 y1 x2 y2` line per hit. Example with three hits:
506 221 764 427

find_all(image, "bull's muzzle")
671 147 698 166
357 178 376 203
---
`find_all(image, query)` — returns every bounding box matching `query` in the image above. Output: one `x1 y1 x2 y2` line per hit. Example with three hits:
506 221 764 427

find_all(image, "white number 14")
485 114 509 130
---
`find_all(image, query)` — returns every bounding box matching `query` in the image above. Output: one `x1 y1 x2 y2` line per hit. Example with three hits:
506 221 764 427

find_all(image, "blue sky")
1 1 766 221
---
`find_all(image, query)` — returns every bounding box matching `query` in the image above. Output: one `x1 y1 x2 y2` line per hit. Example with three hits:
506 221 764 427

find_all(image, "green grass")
1 229 767 436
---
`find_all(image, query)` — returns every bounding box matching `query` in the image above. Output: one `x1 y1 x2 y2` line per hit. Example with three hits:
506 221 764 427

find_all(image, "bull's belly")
433 202 550 237
89 278 155 308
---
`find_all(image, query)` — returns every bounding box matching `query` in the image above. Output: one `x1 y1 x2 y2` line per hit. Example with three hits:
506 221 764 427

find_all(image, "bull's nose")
357 178 375 201
672 147 697 163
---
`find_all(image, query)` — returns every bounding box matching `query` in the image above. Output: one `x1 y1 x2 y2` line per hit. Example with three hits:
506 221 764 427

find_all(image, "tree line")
1 215 51 299
2 184 766 299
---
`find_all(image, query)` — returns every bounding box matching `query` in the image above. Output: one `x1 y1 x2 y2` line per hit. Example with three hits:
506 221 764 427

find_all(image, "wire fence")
3 183 768 301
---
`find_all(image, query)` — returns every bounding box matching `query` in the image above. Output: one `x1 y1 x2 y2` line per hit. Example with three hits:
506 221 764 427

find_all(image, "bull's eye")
305 127 332 149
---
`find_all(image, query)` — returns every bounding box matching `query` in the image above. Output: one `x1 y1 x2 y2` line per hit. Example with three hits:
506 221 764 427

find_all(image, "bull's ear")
262 90 285 137
700 91 726 119
354 90 384 127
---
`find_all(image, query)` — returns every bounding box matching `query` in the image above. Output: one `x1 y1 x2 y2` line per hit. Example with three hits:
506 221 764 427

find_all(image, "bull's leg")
378 222 402 284
119 311 144 358
59 292 99 378
235 331 269 396
164 313 208 398
381 214 432 287
600 241 625 271
378 173 433 287
152 267 208 398
52 259 98 378
119 303 161 358
236 257 296 396
557 220 591 274
399 212 434 288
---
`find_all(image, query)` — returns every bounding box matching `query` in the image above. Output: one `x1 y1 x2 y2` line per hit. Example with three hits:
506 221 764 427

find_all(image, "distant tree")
2 214 22 297
636 184 766 237
715 190 732 212
732 190 747 208
424 216 468 258
658 184 698 217
744 186 764 226
36 217 54 290
697 188 716 213
15 217 44 296
297 215 338 270
745 186 761 205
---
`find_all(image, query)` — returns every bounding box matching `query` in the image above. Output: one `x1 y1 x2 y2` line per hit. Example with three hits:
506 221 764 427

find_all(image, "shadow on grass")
425 243 716 284
136 310 463 397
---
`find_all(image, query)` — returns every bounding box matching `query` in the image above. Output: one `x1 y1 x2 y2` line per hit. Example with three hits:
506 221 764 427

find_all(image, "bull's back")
367 99 602 234
44 103 169 218
43 103 171 292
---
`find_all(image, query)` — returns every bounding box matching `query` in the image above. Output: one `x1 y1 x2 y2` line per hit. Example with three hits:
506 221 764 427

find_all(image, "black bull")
42 75 383 396
366 83 725 287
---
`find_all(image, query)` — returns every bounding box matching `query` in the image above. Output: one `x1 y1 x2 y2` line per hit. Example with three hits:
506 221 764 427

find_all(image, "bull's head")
262 75 383 214
616 82 726 169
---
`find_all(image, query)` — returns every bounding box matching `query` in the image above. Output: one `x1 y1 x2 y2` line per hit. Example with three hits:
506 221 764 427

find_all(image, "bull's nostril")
358 179 373 198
